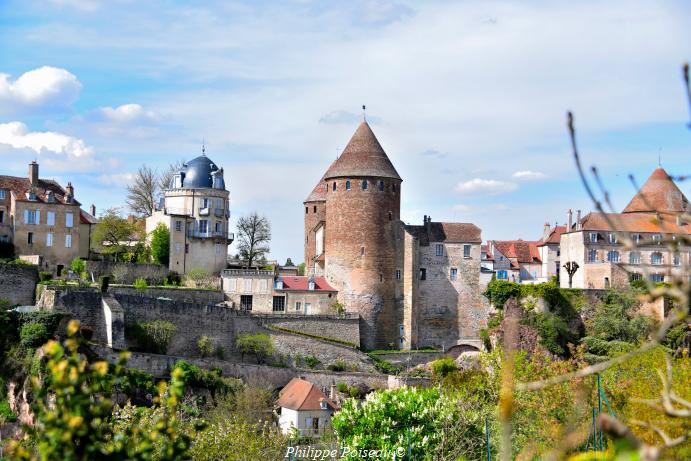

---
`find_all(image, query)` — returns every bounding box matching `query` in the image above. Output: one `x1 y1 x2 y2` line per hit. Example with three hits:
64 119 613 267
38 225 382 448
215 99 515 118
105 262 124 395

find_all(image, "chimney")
567 209 573 231
576 210 582 230
65 182 74 203
423 215 427 225
29 161 39 186
543 222 551 240
90 204 96 216
329 384 336 400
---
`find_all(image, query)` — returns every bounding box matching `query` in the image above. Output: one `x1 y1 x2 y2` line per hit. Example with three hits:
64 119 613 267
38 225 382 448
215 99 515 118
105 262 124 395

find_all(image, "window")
362 180 368 190
313 205 317 213
629 273 642 281
604 277 610 288
631 233 641 243
345 180 351 190
65 212 73 228
260 279 268 292
608 233 617 244
360 246 365 256
185 243 189 254
651 252 663 265
435 244 443 256
395 269 401 280
0 210 4 223
175 243 182 254
332 182 336 191
450 268 458 280
305 207 308 214
463 244 471 258
27 232 33 245
201 198 210 208
419 268 426 280
272 296 285 312
652 234 662 244
215 243 222 255
388 211 392 221
175 221 183 231
673 253 680 266
379 273 383 282
65 234 72 248
46 233 53 247
650 274 664 283
392 184 396 193
240 295 253 310
244 279 253 292
629 252 640 264
607 250 619 262
198 220 208 234
215 222 222 232
589 233 598 243
0 190 5 199
24 210 38 225
497 270 508 280
588 249 598 262
47 211 55 226
295 301 302 311
378 180 384 191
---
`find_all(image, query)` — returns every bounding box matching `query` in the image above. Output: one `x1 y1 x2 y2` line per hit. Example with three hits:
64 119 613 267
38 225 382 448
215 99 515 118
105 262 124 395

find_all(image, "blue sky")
0 0 690 263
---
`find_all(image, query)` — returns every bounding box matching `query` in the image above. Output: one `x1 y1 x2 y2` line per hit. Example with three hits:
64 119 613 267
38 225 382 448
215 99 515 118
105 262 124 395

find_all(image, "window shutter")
36 210 40 224
24 210 29 224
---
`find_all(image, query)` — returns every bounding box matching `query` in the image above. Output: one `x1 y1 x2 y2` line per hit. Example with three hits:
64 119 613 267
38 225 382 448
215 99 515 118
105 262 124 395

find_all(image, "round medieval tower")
323 121 402 350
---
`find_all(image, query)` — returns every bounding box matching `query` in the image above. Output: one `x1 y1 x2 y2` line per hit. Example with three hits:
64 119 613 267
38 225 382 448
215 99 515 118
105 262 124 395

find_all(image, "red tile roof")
79 209 98 225
492 240 541 264
323 122 401 181
279 275 336 292
538 225 566 246
406 222 482 244
623 167 689 214
579 212 690 234
276 378 338 411
0 175 81 206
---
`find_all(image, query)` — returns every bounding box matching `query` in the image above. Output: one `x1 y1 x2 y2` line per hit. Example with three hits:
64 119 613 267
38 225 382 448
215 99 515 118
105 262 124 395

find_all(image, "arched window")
345 180 351 190
607 250 619 262
388 211 392 221
362 180 368 191
313 205 317 213
332 182 336 191
378 180 384 191
604 277 610 288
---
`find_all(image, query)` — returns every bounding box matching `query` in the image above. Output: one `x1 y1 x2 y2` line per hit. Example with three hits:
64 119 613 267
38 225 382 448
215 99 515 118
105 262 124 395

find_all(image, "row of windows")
588 249 683 266
27 232 72 248
628 273 665 283
389 267 462 282
328 179 397 193
589 232 663 244
22 210 74 227
435 243 472 258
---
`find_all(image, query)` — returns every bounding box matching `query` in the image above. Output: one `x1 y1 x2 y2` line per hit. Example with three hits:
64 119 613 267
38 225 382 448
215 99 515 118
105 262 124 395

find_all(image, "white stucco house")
276 378 339 437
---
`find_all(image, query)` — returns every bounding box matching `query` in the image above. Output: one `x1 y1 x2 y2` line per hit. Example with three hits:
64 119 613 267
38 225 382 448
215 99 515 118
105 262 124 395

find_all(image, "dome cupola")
170 153 226 190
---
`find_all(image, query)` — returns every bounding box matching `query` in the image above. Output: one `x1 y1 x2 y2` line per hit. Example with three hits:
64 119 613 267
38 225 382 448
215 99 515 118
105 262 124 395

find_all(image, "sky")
0 0 690 264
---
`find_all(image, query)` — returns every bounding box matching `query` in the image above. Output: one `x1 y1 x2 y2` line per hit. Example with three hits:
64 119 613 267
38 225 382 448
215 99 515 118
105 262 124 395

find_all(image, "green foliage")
336 382 349 393
118 368 157 399
133 277 148 290
235 333 274 364
348 385 361 399
369 354 402 375
130 320 177 354
0 399 18 422
92 208 139 260
197 335 213 358
296 262 305 276
150 223 170 266
186 268 208 281
663 322 689 351
304 354 320 369
522 310 577 356
165 271 181 286
214 346 226 360
483 279 521 308
327 358 347 372
430 357 458 377
38 271 52 282
330 300 345 316
19 322 50 349
70 257 86 275
6 320 195 460
173 360 231 397
189 415 286 460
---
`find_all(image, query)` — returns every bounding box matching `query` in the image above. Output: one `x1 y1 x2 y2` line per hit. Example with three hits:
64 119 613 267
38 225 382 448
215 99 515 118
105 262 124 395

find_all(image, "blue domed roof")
172 154 226 190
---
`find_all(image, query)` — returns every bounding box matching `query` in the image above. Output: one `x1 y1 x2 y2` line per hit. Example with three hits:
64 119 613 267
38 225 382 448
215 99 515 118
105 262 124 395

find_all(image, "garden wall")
109 286 224 305
85 261 169 284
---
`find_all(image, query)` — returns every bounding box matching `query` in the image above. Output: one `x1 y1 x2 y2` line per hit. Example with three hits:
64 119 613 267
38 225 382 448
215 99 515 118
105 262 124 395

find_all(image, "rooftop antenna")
202 138 206 156
362 104 366 122
657 147 661 167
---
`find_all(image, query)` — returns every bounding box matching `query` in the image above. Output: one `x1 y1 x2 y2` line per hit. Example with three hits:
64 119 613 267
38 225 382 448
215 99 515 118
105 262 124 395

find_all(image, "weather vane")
202 138 206 155
362 104 366 121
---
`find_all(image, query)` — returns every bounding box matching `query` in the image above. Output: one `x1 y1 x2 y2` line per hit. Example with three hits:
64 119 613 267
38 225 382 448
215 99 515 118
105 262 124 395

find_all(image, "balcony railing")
188 230 235 240
214 208 227 218
198 207 210 216
164 208 193 216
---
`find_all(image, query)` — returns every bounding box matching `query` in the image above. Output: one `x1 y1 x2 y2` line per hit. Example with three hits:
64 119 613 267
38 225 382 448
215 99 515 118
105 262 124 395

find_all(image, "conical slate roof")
304 159 336 203
323 122 401 181
622 167 689 213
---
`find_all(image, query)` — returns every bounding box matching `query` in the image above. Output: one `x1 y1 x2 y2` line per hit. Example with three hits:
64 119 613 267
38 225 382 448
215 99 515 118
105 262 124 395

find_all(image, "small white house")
276 378 339 437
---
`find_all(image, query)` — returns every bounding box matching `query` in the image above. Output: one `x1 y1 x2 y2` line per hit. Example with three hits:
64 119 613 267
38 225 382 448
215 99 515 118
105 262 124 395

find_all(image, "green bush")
327 359 347 372
483 279 521 308
150 223 170 266
336 383 349 393
70 257 86 275
98 275 110 292
235 333 274 364
304 354 320 369
38 271 53 282
134 277 148 290
369 355 402 375
173 360 230 396
197 335 213 358
348 385 361 399
130 320 177 354
0 400 18 422
214 346 226 360
430 357 458 377
165 271 182 286
20 322 50 348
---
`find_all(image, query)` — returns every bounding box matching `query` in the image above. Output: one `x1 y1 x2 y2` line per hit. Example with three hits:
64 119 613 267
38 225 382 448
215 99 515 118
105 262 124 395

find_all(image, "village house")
559 167 690 289
276 378 339 437
0 161 95 272
484 239 542 283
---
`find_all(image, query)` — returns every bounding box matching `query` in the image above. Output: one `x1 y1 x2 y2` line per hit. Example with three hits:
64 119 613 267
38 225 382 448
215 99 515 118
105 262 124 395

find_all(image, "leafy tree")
483 279 522 309
235 333 274 364
92 208 139 261
297 262 305 276
157 160 185 193
197 335 213 358
126 165 158 217
150 222 170 266
235 212 271 268
70 257 86 275
131 320 177 354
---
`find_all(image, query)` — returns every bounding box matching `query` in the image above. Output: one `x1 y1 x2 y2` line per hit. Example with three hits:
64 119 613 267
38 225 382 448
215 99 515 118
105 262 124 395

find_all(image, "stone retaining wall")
0 263 38 305
85 261 169 284
258 314 360 347
109 286 224 305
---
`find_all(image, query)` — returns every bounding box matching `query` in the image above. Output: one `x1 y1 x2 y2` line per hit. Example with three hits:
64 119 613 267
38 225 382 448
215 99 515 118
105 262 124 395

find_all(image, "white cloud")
512 170 547 181
455 178 518 195
451 204 472 212
0 121 94 158
95 103 159 124
96 173 135 186
0 66 81 110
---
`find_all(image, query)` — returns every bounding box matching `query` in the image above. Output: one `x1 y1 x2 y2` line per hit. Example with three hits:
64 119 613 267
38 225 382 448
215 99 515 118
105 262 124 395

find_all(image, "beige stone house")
221 269 338 314
303 121 488 350
146 152 232 275
0 161 94 272
559 167 690 289
537 224 565 283
276 378 338 437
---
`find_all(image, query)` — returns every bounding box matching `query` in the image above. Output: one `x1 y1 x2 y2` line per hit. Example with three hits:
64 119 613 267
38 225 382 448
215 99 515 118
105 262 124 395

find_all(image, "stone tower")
322 121 402 350
303 164 332 276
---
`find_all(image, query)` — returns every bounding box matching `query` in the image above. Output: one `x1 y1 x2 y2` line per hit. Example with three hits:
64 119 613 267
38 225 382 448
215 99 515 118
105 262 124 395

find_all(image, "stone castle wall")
258 314 360 346
85 261 169 284
0 263 38 305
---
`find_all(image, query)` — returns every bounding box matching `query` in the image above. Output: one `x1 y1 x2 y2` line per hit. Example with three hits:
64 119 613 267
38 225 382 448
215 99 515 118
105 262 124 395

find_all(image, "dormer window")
319 400 328 410
631 233 641 244
173 174 183 189
27 190 37 201
308 277 315 291
46 191 55 203
275 277 284 290
652 234 662 244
